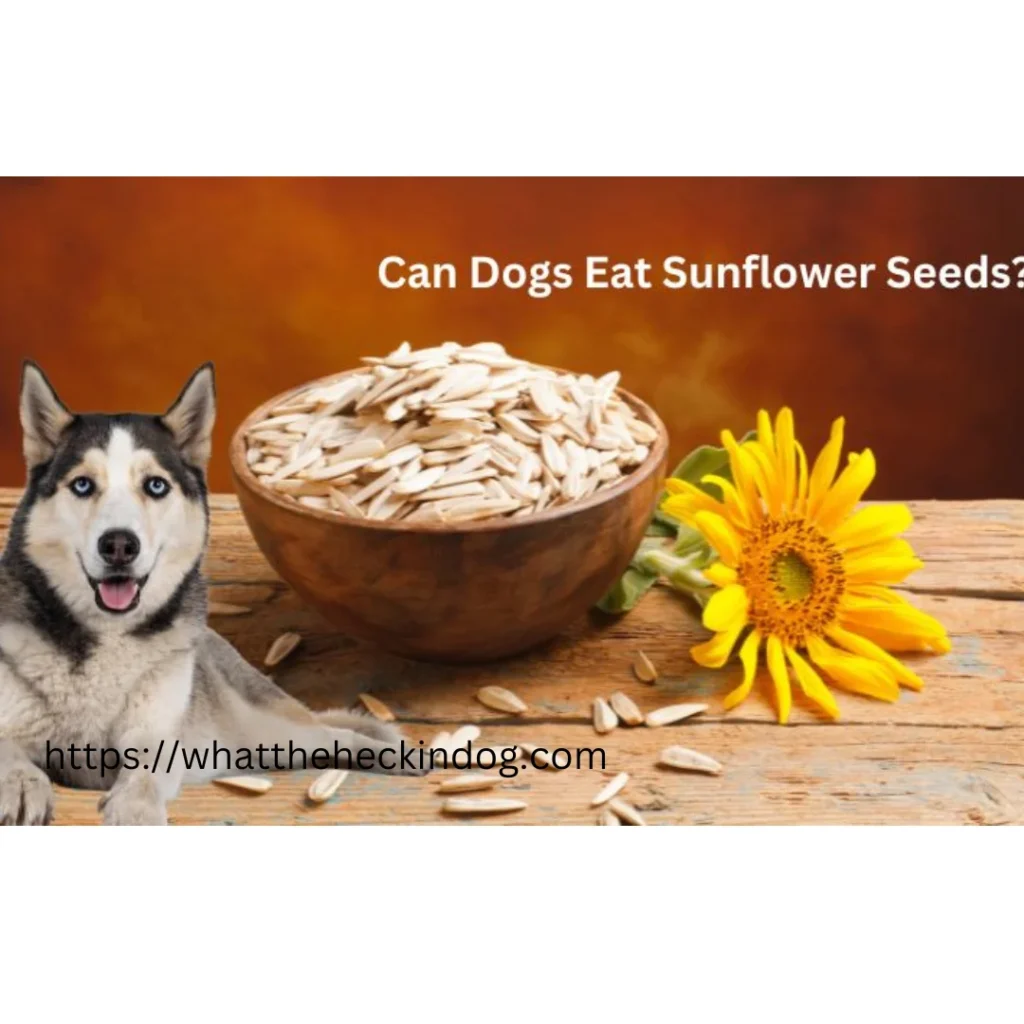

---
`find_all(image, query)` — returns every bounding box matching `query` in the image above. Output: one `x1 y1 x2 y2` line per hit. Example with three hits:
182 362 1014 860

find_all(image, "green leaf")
644 516 677 538
593 428 756 615
596 536 669 613
595 565 660 614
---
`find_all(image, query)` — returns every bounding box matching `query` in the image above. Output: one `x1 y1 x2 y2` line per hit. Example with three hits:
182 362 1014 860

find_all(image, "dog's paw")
0 763 54 825
101 793 168 826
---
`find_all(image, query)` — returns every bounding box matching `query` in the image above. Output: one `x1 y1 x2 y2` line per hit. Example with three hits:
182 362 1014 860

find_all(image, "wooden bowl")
229 370 669 662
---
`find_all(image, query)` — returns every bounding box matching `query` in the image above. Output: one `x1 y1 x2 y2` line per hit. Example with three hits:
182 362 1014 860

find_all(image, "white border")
5 827 1022 1017
1 3 1020 174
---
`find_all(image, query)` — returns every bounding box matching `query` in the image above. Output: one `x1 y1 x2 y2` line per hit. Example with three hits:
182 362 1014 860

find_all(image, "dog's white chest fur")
0 620 194 761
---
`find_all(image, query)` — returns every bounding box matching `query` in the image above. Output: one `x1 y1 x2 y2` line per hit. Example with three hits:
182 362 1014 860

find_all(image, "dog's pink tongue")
98 579 138 611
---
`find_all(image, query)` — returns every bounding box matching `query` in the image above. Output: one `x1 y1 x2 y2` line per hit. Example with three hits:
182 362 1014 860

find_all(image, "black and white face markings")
10 363 216 629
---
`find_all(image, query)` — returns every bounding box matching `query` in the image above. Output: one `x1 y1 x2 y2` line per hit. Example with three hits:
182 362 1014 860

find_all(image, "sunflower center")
771 550 815 602
737 516 846 647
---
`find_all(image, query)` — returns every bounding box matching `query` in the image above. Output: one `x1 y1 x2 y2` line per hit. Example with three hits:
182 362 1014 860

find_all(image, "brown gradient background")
0 178 1021 497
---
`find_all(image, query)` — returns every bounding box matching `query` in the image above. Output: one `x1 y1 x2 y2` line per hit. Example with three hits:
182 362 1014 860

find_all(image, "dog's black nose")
98 529 140 567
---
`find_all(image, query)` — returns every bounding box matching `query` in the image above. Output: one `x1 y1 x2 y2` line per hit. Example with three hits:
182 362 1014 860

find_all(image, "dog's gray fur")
0 363 419 825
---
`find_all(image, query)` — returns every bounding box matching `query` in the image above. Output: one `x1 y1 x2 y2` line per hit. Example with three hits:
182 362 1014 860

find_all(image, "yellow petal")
721 430 763 523
837 623 939 654
691 622 744 668
661 481 720 520
786 646 840 719
807 416 845 517
703 561 737 587
724 629 761 710
702 473 751 528
839 600 950 652
703 583 749 632
693 510 744 567
794 440 809 515
806 635 901 701
846 557 924 585
832 504 913 550
847 583 912 604
815 448 876 533
756 409 776 457
844 531 924 586
827 625 929 691
745 440 782 515
774 407 797 512
765 635 792 724
844 536 916 564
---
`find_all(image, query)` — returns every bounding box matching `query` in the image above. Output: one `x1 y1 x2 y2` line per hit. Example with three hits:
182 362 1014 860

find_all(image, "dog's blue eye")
69 476 95 498
143 476 170 499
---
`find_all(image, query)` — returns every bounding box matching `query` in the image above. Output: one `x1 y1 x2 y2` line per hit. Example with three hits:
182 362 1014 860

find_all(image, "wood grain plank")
0 489 1019 826
49 722 1024 826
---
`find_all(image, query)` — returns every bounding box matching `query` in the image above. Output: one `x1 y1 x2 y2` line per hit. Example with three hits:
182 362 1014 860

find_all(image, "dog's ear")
162 363 216 468
20 362 73 469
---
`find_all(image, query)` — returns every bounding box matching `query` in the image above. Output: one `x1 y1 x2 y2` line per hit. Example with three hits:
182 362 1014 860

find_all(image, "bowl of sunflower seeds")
229 341 668 661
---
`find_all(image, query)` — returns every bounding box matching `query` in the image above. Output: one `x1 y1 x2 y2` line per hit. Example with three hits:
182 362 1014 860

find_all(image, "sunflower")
661 408 950 723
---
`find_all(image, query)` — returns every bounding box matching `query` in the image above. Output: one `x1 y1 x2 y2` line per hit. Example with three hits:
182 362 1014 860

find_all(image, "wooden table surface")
5 491 1019 826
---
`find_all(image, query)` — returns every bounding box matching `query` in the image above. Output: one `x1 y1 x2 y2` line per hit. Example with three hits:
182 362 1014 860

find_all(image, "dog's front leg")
0 737 53 825
100 656 193 826
99 727 186 826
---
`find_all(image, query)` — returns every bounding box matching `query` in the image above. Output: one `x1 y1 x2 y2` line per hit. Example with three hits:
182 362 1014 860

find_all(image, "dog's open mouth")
90 574 147 614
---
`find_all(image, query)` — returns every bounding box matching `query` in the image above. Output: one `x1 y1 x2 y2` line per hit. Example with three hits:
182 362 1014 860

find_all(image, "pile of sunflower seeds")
243 341 658 523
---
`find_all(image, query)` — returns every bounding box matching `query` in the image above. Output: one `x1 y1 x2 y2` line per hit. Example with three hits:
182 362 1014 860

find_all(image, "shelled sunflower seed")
632 651 658 683
307 769 349 803
608 798 646 826
609 691 644 726
436 774 500 794
264 631 302 667
645 703 708 727
214 776 273 794
358 693 396 722
441 797 527 817
591 771 630 807
658 746 723 776
243 341 658 523
593 697 619 735
448 724 482 748
476 686 528 715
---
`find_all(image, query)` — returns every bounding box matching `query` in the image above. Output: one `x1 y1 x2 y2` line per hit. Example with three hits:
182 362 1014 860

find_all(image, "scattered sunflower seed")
476 686 528 715
645 703 708 727
593 697 619 735
436 774 500 794
448 724 482 748
608 798 646 825
591 771 630 807
358 693 396 722
428 731 452 754
214 776 273 794
658 746 723 775
264 631 302 667
632 651 658 683
307 769 349 803
598 807 621 826
608 691 644 726
441 797 527 816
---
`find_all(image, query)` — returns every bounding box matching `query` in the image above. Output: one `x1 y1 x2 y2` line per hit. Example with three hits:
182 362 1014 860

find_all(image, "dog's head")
14 362 215 628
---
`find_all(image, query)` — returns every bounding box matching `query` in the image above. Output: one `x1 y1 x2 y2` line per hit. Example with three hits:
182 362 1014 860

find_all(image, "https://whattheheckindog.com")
43 740 608 781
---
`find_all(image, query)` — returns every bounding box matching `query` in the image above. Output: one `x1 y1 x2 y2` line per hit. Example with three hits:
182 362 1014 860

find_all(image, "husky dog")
0 363 420 825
